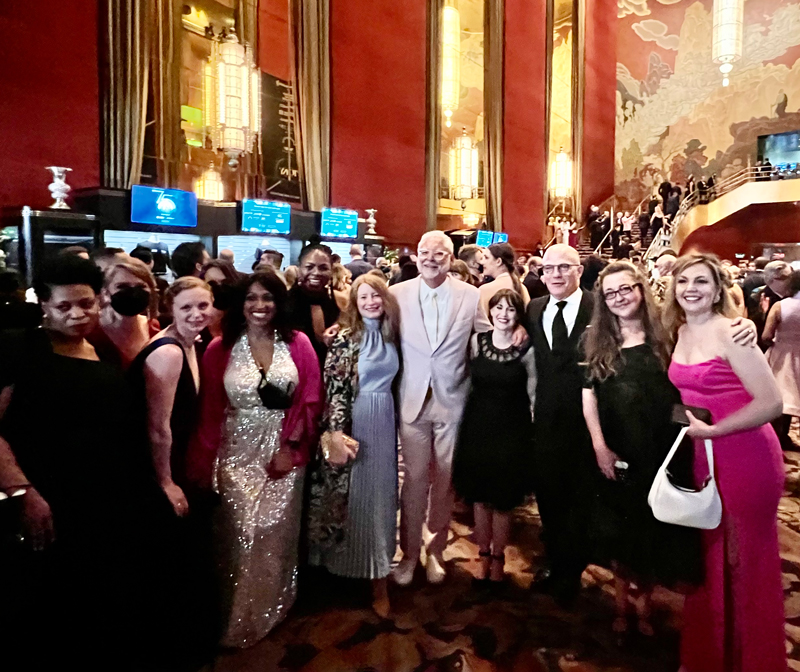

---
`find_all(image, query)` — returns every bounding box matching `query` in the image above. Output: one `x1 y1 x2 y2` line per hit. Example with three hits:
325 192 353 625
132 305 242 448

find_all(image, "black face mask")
211 283 237 311
110 286 150 317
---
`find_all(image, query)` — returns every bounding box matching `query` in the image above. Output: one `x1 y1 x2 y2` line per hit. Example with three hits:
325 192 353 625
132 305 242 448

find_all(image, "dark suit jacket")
345 258 373 280
525 291 594 452
523 272 549 299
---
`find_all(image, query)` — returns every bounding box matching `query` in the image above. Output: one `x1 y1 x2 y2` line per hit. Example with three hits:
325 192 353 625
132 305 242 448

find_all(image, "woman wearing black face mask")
88 259 159 369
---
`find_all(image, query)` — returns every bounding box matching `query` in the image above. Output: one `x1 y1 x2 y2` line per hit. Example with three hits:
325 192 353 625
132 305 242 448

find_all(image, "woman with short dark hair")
452 289 536 585
0 256 159 666
188 269 323 647
288 244 340 367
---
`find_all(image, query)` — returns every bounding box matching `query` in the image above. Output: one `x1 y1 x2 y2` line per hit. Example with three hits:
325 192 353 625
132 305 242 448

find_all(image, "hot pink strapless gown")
669 357 786 672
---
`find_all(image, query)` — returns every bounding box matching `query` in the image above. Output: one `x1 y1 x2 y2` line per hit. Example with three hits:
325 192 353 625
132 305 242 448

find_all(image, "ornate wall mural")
615 0 800 207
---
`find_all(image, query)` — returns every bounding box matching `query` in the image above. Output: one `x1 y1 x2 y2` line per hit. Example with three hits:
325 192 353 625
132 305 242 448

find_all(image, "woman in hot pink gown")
664 253 785 672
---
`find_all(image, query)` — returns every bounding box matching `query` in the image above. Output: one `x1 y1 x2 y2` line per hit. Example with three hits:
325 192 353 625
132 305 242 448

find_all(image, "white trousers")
398 398 459 561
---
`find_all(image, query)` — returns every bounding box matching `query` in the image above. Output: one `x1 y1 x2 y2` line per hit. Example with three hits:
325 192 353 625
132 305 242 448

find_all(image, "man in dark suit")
525 244 595 607
344 244 373 280
523 256 548 299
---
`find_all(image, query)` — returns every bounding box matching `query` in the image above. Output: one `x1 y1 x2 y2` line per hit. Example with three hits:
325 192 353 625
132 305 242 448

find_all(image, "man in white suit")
390 231 492 585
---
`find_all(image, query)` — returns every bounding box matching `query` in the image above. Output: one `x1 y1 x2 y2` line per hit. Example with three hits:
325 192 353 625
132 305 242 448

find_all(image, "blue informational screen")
241 199 291 234
475 230 493 247
131 185 197 228
493 232 509 244
320 208 358 239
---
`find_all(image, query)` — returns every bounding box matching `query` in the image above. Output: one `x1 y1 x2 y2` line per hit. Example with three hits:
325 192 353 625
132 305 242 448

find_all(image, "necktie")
552 300 568 351
429 292 439 346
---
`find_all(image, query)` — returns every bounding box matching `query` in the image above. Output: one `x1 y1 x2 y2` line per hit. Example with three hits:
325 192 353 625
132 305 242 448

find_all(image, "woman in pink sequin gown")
664 254 786 672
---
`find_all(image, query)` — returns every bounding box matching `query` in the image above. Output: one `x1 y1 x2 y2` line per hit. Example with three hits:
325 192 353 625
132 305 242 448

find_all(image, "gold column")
426 0 443 231
292 0 331 212
484 0 504 232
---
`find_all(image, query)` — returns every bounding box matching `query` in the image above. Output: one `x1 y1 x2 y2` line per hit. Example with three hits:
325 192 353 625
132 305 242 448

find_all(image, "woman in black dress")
582 261 700 639
0 257 160 668
453 289 536 584
128 275 218 666
287 244 341 368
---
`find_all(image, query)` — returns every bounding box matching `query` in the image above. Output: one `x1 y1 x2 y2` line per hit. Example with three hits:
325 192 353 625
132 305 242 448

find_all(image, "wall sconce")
449 128 479 200
203 28 261 168
549 147 572 199
194 164 224 201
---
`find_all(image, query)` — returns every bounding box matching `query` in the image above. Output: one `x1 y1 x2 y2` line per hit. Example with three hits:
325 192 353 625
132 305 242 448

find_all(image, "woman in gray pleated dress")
312 273 401 617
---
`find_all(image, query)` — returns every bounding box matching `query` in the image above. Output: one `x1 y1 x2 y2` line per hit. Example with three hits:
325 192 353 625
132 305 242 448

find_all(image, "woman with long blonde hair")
664 253 785 672
582 261 701 641
309 273 401 617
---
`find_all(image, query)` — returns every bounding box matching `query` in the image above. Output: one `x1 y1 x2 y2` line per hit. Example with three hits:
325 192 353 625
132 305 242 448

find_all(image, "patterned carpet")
214 430 800 672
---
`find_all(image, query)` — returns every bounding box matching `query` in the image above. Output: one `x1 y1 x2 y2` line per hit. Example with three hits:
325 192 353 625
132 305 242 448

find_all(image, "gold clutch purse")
320 431 359 461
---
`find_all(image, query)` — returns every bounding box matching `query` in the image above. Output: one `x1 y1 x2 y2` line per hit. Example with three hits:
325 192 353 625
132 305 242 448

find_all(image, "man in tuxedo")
525 244 595 607
390 232 492 585
344 244 373 280
523 256 548 299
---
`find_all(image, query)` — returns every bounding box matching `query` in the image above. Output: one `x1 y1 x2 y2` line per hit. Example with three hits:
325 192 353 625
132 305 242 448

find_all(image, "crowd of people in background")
0 222 797 672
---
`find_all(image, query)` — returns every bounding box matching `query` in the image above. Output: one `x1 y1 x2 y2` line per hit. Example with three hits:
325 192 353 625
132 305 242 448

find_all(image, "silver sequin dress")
215 332 303 648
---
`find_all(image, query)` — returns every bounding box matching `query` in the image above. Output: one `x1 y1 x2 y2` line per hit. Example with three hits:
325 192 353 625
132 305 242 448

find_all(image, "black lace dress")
453 331 536 511
584 344 702 586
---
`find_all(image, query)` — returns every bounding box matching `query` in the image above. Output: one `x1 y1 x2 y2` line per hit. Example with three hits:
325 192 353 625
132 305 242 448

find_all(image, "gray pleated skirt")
320 390 398 579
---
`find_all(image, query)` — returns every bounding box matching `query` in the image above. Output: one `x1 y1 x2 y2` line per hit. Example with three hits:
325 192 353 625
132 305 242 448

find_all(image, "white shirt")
419 276 452 349
541 288 583 348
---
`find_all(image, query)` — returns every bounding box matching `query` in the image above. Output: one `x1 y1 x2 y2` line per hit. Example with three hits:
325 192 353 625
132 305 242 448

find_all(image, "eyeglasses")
418 249 450 262
603 283 642 302
541 263 580 275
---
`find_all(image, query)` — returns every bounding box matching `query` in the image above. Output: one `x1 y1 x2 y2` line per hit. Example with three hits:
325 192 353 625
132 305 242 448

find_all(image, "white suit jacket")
391 277 491 424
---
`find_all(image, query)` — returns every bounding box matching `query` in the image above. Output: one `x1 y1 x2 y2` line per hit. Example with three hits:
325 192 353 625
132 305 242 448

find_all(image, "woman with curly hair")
308 273 400 617
581 261 701 641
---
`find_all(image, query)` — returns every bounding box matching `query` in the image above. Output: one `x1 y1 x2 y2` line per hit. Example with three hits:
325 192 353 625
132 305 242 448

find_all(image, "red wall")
258 0 291 81
681 202 800 259
503 0 548 249
330 0 428 246
0 1 100 208
581 0 616 216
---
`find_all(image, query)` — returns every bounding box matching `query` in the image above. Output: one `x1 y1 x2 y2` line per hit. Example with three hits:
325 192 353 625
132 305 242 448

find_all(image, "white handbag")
647 426 722 530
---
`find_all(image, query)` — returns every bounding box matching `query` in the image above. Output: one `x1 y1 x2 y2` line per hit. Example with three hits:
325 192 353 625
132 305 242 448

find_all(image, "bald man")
524 244 595 608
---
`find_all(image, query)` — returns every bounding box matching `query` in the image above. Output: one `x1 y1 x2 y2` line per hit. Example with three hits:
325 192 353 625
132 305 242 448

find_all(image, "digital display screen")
475 230 493 247
131 186 197 228
320 208 358 239
241 199 291 235
493 232 509 244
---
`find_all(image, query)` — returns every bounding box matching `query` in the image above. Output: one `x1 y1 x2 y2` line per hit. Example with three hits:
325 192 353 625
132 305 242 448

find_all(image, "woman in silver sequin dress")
188 270 323 648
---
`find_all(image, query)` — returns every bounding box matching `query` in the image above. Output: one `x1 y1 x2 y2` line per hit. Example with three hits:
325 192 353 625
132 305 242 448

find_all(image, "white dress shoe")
426 554 446 584
391 558 417 586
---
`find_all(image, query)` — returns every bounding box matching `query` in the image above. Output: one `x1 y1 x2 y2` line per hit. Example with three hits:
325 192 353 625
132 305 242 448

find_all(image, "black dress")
453 332 534 512
0 329 163 668
128 336 199 490
585 344 701 586
127 336 220 666
287 284 340 369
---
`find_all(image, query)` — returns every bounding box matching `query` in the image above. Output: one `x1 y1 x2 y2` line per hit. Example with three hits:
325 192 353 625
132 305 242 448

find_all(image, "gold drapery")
292 0 331 212
101 0 150 189
484 0 504 232
151 0 182 188
425 0 443 231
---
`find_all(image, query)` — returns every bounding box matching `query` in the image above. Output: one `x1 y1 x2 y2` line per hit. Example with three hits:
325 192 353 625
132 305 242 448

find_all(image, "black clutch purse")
257 370 295 410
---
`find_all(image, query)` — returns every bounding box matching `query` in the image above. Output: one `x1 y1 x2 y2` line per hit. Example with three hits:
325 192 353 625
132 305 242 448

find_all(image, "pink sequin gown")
669 357 786 672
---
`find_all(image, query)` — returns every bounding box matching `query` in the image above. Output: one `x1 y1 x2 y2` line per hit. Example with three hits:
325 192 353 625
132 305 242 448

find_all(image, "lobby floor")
213 437 800 672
